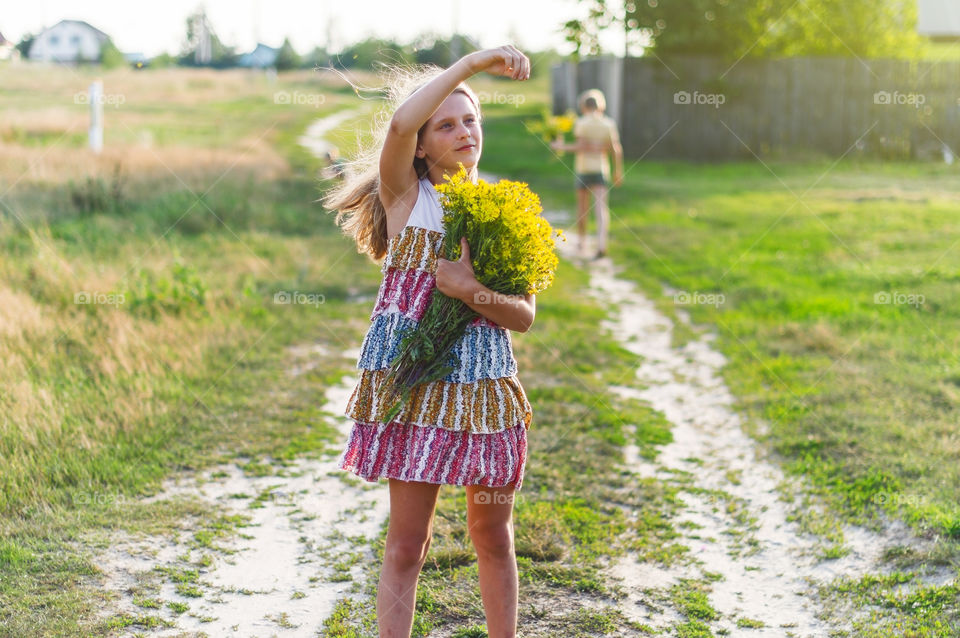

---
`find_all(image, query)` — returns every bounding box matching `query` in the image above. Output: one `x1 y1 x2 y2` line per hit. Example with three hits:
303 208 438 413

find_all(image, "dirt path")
89 346 388 636
85 129 955 636
87 109 392 636
551 231 952 636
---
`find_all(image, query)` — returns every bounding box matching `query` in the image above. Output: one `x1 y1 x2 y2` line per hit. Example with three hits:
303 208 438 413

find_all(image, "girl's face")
416 92 482 174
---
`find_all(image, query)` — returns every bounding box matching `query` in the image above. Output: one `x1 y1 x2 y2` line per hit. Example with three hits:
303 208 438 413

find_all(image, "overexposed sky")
1 0 629 58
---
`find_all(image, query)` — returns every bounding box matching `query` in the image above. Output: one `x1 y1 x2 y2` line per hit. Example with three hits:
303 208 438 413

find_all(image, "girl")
322 46 533 638
551 88 624 260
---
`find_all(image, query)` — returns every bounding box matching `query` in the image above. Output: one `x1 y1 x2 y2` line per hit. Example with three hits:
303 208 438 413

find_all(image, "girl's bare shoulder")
383 178 423 241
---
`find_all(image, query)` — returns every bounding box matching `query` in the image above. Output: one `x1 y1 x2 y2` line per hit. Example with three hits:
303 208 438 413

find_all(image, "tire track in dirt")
88 109 389 636
551 229 954 636
88 343 388 636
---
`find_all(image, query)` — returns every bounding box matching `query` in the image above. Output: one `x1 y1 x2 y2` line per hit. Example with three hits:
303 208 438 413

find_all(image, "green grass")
4 59 959 636
484 98 960 540
0 65 383 636
317 99 696 636
478 99 960 634
1 64 687 636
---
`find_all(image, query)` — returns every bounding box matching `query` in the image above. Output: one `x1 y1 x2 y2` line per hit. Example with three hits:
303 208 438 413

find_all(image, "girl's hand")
435 237 478 302
466 46 530 81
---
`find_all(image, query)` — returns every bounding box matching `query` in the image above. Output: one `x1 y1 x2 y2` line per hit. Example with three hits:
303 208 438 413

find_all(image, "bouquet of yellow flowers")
524 108 576 154
376 165 565 423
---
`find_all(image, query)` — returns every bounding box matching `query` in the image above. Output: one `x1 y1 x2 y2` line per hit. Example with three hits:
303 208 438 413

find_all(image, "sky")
0 0 629 58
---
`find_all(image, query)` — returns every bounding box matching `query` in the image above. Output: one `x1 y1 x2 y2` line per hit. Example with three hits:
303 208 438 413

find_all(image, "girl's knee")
386 532 432 568
469 522 514 557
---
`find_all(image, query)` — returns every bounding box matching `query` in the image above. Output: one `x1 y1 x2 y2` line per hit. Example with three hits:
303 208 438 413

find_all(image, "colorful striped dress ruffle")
338 176 532 491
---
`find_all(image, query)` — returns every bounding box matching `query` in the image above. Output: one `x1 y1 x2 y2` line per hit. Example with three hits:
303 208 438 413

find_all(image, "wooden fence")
552 55 960 161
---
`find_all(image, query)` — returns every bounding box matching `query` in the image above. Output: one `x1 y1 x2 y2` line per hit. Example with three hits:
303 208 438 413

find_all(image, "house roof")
238 42 279 67
42 19 110 41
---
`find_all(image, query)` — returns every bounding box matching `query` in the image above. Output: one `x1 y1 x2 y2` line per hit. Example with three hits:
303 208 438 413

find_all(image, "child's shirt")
573 112 620 177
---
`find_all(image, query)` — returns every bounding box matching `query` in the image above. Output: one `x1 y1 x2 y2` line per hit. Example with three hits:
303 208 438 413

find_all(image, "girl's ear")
415 144 426 159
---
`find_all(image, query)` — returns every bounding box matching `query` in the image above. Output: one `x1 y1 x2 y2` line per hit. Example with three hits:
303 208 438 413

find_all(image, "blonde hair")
578 88 606 113
319 64 483 263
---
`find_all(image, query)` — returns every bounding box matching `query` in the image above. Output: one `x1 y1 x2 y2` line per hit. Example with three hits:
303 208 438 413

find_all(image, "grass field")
482 99 960 635
0 59 957 637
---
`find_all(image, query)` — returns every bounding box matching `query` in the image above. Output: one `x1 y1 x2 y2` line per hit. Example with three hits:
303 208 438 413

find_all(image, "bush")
125 257 209 318
67 162 127 216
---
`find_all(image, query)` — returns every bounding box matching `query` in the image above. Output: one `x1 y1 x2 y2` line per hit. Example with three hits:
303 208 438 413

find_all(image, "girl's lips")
456 144 475 151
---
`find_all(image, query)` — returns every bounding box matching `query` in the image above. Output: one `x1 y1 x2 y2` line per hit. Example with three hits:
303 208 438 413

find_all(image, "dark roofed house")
238 43 279 68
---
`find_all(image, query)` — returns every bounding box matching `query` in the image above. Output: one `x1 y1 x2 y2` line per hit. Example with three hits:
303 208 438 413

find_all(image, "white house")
918 0 960 41
28 19 109 63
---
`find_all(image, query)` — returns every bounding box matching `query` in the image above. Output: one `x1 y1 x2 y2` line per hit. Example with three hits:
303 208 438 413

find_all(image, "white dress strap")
404 177 445 233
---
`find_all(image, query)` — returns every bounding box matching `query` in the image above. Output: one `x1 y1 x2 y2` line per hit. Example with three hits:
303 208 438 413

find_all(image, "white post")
89 80 103 153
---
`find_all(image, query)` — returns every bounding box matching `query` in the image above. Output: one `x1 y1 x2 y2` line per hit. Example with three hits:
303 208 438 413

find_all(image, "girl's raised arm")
378 46 530 211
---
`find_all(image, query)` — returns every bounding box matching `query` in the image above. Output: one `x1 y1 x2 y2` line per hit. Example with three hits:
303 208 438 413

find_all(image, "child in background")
552 88 623 259
322 146 347 180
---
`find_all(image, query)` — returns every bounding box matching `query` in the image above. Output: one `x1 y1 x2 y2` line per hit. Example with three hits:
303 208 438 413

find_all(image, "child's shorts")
575 172 609 189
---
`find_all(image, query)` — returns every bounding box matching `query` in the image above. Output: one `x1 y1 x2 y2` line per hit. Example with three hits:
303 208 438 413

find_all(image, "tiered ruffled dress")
338 176 532 491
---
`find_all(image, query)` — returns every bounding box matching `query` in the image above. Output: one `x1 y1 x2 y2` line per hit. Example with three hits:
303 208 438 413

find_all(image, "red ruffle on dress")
338 176 532 490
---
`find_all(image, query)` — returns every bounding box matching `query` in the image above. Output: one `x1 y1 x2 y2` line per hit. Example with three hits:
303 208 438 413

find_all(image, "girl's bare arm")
472 288 535 333
379 46 531 208
436 237 536 332
608 129 624 185
462 283 536 333
550 139 606 153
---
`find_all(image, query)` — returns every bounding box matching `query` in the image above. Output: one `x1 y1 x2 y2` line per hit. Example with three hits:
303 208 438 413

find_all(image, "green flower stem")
377 289 479 424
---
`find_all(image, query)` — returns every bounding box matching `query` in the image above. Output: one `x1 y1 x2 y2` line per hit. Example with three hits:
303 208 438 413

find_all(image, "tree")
755 0 923 59
335 37 412 69
411 33 479 67
274 37 301 71
178 8 237 67
564 0 923 60
149 52 177 68
99 38 127 69
16 33 35 58
302 46 331 70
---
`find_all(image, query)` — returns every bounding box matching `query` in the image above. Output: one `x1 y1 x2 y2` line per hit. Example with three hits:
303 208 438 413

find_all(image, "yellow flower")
434 164 560 296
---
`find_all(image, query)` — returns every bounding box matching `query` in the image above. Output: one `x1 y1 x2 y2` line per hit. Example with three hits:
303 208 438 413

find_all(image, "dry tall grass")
0 62 352 509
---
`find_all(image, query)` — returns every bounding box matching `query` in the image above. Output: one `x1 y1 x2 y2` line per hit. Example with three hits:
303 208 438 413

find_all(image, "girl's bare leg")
576 186 590 255
466 483 519 638
589 184 610 254
378 479 441 638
